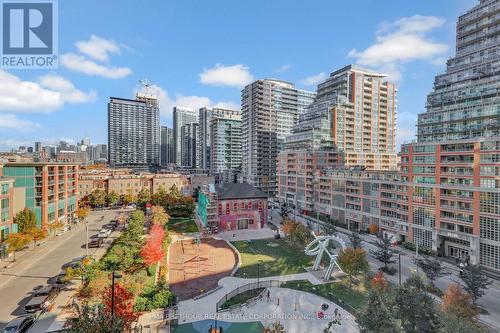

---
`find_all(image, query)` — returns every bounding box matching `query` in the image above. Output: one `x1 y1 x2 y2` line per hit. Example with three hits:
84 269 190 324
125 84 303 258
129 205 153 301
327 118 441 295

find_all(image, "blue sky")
0 0 476 151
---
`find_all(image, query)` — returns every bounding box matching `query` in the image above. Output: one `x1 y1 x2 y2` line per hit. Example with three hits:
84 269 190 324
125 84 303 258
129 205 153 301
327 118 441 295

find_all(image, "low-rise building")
0 177 15 243
78 169 189 198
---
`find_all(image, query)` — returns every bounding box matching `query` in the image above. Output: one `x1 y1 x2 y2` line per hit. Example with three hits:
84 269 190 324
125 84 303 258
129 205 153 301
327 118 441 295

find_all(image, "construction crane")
137 78 159 106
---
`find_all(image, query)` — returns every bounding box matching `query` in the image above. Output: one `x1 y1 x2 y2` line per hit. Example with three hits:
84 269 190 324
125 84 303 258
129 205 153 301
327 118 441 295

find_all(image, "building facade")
2 163 79 231
198 183 268 232
199 107 241 172
417 0 500 142
0 177 15 243
160 126 175 166
78 169 188 197
173 107 198 166
108 95 160 169
180 123 199 168
242 79 315 196
210 111 242 174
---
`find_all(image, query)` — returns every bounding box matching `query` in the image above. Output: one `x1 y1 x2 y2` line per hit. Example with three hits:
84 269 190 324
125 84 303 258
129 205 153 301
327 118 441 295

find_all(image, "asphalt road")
0 209 120 329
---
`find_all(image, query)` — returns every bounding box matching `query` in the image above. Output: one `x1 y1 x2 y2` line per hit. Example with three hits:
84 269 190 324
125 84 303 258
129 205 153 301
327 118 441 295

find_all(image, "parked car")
2 315 35 333
24 285 59 313
97 229 112 239
48 272 67 285
61 256 87 270
88 238 102 248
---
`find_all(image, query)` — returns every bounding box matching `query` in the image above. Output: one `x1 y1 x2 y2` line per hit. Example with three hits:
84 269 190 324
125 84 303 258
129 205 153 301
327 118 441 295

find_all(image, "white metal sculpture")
304 232 347 280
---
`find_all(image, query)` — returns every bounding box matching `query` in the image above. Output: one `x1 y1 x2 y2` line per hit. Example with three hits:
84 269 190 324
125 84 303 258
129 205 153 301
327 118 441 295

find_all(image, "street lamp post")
111 270 122 320
398 253 402 286
85 220 89 256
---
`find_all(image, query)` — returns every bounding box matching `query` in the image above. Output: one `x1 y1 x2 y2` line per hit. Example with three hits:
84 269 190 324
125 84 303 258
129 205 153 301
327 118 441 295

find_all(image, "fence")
216 280 283 311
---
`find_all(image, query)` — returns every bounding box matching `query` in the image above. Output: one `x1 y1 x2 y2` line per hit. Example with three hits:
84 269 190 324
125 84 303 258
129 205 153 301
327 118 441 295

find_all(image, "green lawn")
168 216 198 233
282 279 368 312
232 239 313 278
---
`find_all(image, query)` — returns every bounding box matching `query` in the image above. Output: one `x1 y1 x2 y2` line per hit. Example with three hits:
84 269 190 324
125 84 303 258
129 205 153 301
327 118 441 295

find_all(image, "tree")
414 255 447 287
371 271 390 293
265 321 286 333
442 283 476 320
67 303 126 333
460 264 491 306
321 222 336 236
151 186 167 207
368 223 378 235
357 290 399 333
348 230 363 249
76 206 91 223
370 233 396 273
323 308 342 332
105 191 119 207
394 274 441 333
140 224 165 268
5 233 30 260
47 221 64 236
88 189 106 208
151 206 170 226
136 188 151 210
337 248 369 283
168 184 181 198
29 228 47 248
14 208 36 233
440 313 492 333
103 283 138 331
122 191 137 206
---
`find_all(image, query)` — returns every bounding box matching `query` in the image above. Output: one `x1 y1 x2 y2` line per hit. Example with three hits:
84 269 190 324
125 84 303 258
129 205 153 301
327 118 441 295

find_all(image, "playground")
169 237 238 300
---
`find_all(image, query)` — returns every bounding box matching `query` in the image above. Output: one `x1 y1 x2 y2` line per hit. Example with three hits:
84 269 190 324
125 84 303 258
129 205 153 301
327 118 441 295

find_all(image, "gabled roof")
215 183 268 200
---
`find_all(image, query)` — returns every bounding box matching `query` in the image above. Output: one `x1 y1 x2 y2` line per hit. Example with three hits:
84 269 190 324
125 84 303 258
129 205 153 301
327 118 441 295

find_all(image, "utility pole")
415 241 419 275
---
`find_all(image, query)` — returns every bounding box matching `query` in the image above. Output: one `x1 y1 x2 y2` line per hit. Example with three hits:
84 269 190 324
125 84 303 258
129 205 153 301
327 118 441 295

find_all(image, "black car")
24 285 59 313
2 315 34 333
88 238 102 248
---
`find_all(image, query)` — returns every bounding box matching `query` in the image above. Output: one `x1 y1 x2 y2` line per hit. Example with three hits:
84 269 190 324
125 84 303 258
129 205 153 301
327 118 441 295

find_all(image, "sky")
0 0 477 151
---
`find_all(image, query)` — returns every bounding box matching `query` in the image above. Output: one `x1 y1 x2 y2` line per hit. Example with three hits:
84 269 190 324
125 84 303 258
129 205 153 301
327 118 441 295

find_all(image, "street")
269 207 500 330
0 209 120 329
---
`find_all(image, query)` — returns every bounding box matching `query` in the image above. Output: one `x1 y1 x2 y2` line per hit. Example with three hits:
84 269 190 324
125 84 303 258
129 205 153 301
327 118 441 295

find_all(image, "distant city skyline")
0 0 477 151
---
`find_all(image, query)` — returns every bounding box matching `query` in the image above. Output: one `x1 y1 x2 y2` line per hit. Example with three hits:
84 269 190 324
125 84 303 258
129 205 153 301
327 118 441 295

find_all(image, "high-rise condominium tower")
210 111 242 174
160 126 175 166
180 123 199 168
418 0 500 142
173 107 198 166
241 79 315 196
286 65 398 170
198 107 241 171
108 93 160 168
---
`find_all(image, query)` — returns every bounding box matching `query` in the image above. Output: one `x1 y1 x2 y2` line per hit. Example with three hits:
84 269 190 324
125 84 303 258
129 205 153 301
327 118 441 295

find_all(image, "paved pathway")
215 227 278 242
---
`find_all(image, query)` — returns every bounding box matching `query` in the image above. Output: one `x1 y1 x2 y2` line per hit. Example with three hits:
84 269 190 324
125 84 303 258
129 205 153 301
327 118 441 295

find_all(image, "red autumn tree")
442 283 477 319
371 271 390 293
103 282 138 331
140 223 165 267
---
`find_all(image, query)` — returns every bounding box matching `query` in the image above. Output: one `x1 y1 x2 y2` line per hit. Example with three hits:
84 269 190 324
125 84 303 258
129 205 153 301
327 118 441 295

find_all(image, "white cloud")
0 114 40 131
61 53 132 79
300 72 328 86
213 101 240 110
0 70 61 112
38 73 96 103
199 63 254 88
348 15 448 80
0 70 95 113
75 35 121 62
276 64 291 73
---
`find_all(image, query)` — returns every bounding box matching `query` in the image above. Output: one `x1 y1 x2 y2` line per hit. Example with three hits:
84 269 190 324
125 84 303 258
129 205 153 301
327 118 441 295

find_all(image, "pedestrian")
267 290 270 302
277 297 280 306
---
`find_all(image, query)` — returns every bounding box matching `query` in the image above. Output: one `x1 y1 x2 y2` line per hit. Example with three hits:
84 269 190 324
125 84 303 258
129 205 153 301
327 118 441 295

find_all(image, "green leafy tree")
357 290 399 333
414 255 447 287
105 191 119 207
460 264 491 306
88 189 106 207
151 186 167 207
265 321 286 333
440 312 491 333
370 233 396 273
122 191 137 205
14 208 37 233
348 230 363 249
395 274 441 333
136 188 151 210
